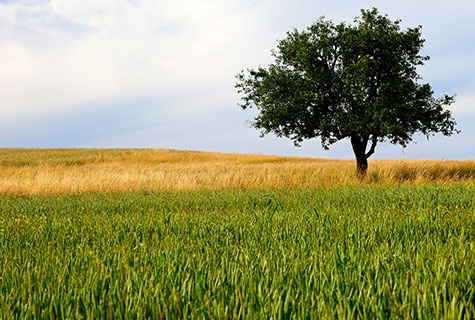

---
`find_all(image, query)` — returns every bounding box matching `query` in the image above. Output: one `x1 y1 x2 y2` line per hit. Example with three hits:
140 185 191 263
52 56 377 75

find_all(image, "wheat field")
0 148 473 194
2 148 475 318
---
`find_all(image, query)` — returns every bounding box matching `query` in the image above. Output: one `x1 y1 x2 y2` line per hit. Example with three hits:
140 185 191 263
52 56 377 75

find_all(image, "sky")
0 0 474 159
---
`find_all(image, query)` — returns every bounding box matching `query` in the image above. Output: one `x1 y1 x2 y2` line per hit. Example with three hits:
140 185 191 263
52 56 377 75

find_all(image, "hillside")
0 149 474 194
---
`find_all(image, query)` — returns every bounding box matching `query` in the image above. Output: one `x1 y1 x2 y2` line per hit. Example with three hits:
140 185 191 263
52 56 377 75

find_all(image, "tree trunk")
355 153 368 176
351 135 369 176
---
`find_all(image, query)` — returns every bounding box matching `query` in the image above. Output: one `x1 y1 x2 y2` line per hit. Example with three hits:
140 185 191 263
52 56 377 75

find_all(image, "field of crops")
0 149 474 318
1 148 474 194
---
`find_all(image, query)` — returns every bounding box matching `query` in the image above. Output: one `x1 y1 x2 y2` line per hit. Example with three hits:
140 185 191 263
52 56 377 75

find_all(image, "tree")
236 8 458 175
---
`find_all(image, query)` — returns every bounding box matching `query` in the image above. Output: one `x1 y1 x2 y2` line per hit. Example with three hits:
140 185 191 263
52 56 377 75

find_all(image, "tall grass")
0 185 474 318
1 149 474 318
0 149 474 194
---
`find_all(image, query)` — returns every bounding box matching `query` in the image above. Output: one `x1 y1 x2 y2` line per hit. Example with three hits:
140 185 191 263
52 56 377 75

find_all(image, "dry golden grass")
0 148 474 195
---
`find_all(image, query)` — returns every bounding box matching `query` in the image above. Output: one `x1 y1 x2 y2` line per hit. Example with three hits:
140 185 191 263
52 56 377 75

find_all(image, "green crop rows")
1 184 474 318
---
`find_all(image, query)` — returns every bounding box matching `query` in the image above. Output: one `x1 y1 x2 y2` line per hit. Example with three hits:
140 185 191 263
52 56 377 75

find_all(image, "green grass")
1 184 474 318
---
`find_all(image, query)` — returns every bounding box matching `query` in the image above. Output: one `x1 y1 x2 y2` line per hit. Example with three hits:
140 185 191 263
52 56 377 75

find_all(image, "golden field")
0 148 474 195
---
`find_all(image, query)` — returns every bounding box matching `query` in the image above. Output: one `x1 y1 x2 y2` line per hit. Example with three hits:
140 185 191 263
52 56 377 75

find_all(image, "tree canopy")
236 8 458 174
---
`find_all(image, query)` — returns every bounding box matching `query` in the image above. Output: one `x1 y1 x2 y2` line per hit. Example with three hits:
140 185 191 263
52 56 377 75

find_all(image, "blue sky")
1 0 474 159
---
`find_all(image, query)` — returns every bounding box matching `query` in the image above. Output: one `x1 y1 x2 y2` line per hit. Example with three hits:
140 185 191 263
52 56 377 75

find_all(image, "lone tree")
236 8 458 175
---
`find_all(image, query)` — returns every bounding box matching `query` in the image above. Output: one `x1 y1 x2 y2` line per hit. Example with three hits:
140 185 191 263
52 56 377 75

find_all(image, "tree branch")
365 135 378 158
336 133 350 140
330 50 339 71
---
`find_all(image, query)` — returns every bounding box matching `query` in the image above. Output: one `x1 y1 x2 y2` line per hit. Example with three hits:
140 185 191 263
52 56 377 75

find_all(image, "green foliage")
236 8 458 171
1 185 474 318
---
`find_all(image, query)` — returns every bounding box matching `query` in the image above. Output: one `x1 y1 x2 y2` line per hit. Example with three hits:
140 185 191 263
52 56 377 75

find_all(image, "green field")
1 184 474 318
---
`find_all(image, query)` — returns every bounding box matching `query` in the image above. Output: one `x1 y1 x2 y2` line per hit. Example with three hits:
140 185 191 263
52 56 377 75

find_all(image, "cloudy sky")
1 0 474 159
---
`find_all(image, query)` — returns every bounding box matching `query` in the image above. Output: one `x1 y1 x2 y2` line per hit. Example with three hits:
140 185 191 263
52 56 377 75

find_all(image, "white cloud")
0 0 268 125
0 0 474 158
452 94 475 116
0 40 120 121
